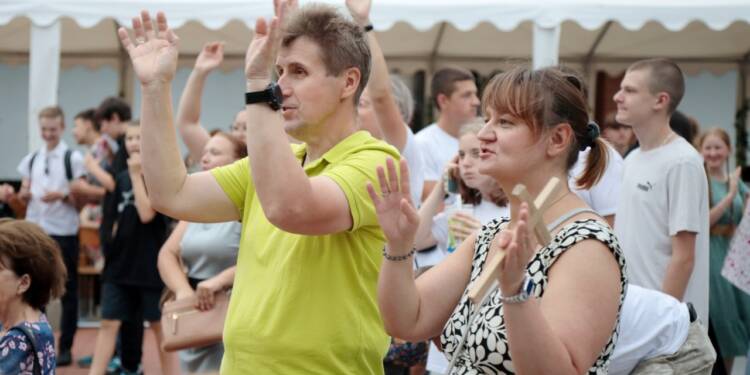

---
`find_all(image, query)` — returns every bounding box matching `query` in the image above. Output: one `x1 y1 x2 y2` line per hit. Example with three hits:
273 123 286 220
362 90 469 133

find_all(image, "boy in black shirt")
89 122 175 374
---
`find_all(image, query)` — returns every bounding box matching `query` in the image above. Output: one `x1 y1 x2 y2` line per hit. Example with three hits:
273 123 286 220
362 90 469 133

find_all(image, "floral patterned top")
0 314 56 374
440 218 628 374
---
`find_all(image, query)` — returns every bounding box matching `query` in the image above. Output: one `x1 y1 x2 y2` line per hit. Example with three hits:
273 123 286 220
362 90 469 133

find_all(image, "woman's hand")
194 41 224 73
175 287 195 301
366 158 420 255
493 202 536 295
117 11 179 88
729 166 742 198
195 277 225 311
449 211 482 243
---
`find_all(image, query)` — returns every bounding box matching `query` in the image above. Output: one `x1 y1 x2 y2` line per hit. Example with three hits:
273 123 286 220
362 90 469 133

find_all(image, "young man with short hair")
613 58 710 323
16 105 86 366
118 3 398 373
415 67 480 200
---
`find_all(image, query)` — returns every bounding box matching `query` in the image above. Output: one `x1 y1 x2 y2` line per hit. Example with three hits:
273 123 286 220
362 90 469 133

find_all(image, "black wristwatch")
245 82 282 111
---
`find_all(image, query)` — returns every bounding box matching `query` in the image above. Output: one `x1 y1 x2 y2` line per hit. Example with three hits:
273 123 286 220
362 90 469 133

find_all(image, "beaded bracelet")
382 247 415 261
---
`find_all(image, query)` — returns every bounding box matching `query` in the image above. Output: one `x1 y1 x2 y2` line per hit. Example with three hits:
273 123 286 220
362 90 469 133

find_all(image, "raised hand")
117 11 179 87
274 0 298 25
366 158 419 254
492 202 535 295
245 2 287 82
345 0 372 26
194 42 224 73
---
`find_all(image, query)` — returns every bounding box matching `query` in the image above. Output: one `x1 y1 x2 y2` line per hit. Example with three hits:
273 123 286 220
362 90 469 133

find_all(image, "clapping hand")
117 11 179 87
492 202 536 296
366 158 419 255
245 0 293 82
729 166 742 198
345 0 372 27
195 42 225 73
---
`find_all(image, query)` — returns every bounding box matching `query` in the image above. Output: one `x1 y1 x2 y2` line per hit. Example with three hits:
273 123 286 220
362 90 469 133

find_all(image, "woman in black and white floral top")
367 66 626 374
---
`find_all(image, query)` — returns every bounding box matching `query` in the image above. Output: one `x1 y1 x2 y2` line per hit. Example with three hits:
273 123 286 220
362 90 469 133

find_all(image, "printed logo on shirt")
637 182 653 192
118 190 134 213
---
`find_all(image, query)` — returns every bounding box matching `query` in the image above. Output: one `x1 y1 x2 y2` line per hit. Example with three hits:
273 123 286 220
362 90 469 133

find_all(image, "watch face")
269 83 283 111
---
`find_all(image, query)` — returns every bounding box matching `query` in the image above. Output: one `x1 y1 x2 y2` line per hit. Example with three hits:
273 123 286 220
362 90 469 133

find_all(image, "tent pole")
27 21 61 153
532 23 560 70
583 21 612 78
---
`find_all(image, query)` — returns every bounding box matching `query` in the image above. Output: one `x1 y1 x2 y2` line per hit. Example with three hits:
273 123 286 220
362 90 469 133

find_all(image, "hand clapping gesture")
195 42 225 73
491 203 536 295
345 0 372 27
366 158 420 255
245 0 297 82
117 11 179 87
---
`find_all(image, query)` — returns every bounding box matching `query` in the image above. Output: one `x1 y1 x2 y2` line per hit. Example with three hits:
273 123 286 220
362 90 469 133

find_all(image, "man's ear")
436 93 449 111
341 67 362 101
547 123 574 158
654 92 671 112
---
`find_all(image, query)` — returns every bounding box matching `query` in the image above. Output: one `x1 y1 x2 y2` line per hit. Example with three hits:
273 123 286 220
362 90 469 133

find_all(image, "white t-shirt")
569 143 624 216
609 285 690 375
615 136 710 323
402 128 425 207
17 141 86 236
415 123 459 182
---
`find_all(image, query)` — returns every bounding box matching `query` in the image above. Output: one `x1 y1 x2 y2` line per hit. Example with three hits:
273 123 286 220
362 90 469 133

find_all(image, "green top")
211 131 398 374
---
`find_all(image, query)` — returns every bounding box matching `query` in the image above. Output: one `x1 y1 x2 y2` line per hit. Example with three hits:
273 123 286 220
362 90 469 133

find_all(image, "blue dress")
0 314 56 374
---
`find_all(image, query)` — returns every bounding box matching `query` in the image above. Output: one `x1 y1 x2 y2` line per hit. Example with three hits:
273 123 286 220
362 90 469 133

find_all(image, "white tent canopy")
1 0 750 172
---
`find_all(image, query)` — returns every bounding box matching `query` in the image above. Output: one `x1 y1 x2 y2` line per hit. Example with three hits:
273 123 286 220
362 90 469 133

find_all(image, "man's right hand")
194 41 224 73
345 0 372 27
117 11 179 88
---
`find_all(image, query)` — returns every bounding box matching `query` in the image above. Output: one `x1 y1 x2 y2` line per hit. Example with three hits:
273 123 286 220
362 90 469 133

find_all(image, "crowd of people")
0 0 749 374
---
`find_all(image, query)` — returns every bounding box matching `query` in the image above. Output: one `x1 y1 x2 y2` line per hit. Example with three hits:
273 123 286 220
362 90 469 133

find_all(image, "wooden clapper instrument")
467 176 563 305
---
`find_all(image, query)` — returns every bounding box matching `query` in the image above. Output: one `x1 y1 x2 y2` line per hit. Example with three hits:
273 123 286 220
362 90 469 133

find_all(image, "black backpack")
28 149 74 182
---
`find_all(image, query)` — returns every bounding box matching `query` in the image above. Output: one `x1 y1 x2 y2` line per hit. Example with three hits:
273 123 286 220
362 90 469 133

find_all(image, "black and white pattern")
440 218 628 374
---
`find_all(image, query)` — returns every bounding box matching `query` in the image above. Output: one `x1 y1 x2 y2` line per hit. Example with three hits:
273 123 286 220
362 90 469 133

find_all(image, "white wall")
0 63 246 179
0 63 30 180
679 69 739 165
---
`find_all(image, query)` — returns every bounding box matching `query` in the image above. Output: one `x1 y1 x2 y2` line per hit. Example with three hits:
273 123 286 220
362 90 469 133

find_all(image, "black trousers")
51 235 79 353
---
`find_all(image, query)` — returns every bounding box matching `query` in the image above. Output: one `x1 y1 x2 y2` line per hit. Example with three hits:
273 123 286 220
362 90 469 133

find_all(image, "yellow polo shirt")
211 131 397 374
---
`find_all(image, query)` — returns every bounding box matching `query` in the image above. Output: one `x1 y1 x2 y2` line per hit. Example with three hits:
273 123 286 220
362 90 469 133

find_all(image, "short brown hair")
208 130 248 160
38 106 64 126
627 58 685 114
431 67 475 110
75 108 100 132
482 66 608 189
282 4 371 105
0 219 66 310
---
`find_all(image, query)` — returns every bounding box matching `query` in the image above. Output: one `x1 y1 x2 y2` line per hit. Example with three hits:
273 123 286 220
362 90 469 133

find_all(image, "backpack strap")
64 149 73 182
10 324 42 375
28 151 39 182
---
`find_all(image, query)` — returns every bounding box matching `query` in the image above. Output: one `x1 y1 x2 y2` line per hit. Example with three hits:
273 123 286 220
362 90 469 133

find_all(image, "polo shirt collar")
295 131 371 169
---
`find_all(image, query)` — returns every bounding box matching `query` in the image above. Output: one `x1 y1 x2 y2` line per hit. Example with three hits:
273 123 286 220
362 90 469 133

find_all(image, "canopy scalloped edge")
2 1 750 32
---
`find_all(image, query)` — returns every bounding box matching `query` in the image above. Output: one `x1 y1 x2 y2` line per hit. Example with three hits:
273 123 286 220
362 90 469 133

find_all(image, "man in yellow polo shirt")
117 2 397 374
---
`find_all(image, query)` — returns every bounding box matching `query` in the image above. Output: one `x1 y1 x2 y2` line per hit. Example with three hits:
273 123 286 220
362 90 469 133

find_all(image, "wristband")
382 246 415 261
